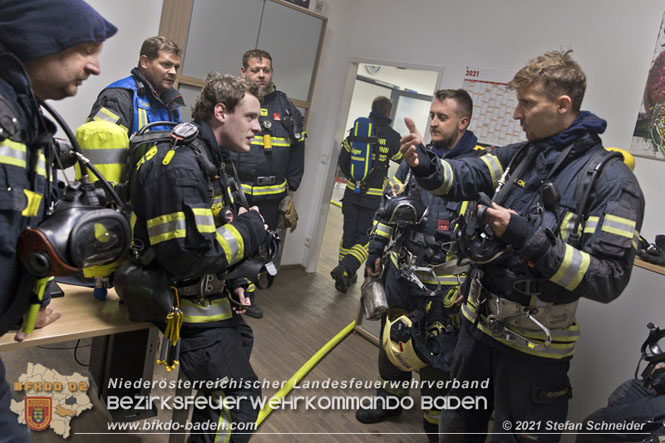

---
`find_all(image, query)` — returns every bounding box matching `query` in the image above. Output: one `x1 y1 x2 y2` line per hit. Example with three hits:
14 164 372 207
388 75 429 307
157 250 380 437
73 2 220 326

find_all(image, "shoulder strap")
568 149 623 247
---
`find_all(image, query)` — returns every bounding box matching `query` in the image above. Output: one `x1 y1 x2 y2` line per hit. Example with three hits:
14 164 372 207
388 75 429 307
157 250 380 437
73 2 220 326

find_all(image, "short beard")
432 132 456 151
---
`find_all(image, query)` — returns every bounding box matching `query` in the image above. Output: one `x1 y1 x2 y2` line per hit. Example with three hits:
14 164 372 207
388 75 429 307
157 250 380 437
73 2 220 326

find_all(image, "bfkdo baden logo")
25 397 52 431
11 363 93 439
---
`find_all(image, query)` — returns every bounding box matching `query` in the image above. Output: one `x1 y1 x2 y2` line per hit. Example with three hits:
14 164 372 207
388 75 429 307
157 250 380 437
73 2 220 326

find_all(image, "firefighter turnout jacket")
410 111 645 359
339 111 402 207
369 131 483 298
0 46 52 335
229 88 305 202
129 121 269 330
77 68 185 184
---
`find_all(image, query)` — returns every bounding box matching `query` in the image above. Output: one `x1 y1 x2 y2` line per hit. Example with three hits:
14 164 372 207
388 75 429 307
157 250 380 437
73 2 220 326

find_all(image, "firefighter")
0 0 116 439
128 73 270 442
230 49 305 318
401 50 646 442
332 96 402 293
76 36 185 186
356 90 482 442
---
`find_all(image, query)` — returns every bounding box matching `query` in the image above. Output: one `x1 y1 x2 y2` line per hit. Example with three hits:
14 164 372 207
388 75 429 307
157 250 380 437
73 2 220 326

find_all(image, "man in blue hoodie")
0 1 116 439
401 50 645 442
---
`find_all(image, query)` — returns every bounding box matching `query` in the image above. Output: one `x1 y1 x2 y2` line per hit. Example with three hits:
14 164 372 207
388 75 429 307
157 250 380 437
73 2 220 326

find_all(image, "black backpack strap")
568 149 623 247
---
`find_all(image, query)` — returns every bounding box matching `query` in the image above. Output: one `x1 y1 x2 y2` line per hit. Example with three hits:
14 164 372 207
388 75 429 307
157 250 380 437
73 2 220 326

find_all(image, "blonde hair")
508 50 586 112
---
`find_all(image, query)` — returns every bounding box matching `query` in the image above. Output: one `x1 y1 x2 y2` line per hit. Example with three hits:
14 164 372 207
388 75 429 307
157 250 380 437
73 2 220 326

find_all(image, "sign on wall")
631 12 665 161
463 67 524 147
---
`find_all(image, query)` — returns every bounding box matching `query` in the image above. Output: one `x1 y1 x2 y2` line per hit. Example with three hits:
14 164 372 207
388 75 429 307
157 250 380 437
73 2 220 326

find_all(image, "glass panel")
182 0 263 79
392 95 432 138
177 84 201 123
256 0 324 102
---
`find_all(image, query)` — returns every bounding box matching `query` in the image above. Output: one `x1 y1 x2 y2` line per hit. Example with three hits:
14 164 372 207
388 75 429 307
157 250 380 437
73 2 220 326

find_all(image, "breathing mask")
637 322 665 394
18 101 131 278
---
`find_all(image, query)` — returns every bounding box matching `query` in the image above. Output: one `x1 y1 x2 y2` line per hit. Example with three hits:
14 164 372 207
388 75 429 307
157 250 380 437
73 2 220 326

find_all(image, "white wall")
289 0 665 434
47 0 163 132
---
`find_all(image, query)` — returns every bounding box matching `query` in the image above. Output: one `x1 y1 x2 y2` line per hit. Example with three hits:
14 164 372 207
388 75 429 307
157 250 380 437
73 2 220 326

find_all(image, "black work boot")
330 264 351 294
355 404 402 424
245 304 263 319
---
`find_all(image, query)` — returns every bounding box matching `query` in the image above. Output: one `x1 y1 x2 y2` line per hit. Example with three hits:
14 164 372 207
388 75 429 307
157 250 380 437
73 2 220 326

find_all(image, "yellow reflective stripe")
212 389 232 443
138 108 147 130
21 189 42 217
550 244 590 291
35 151 46 177
343 139 352 152
602 214 637 239
415 272 462 286
424 409 440 424
246 282 256 293
192 207 216 234
480 154 503 188
583 216 599 234
94 106 120 124
391 150 403 161
181 296 233 323
250 136 290 147
216 224 244 265
82 259 123 278
559 212 576 242
432 159 454 195
0 139 27 168
345 243 368 263
374 221 393 239
633 230 641 250
147 212 186 245
461 303 577 359
241 180 287 196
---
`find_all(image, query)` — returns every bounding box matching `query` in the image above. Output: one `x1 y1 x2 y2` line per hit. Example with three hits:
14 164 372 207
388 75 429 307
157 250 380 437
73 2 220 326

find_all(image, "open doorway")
315 60 442 340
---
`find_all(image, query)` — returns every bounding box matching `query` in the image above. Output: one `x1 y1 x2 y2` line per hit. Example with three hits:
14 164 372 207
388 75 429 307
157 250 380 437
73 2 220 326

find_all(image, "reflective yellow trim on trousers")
181 296 233 323
147 212 186 245
212 389 232 443
461 300 578 359
241 179 287 197
0 139 27 168
550 244 590 291
216 224 244 265
21 189 42 217
424 409 440 425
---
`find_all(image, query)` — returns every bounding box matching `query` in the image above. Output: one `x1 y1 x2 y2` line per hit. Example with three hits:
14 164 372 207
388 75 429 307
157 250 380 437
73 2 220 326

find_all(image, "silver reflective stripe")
217 225 241 264
81 147 127 165
0 140 27 168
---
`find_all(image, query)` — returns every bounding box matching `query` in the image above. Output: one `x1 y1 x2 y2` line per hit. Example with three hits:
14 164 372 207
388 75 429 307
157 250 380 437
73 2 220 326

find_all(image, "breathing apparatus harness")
460 143 624 351
15 100 131 335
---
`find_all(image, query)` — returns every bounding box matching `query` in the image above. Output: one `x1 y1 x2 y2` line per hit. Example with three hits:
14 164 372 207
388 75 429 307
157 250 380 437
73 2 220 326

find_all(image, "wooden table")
0 284 152 351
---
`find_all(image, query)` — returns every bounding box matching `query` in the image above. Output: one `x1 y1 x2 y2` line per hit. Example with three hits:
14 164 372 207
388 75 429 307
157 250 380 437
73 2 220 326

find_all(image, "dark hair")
371 96 392 116
242 49 273 69
192 73 259 121
434 89 473 120
139 36 181 62
508 49 586 112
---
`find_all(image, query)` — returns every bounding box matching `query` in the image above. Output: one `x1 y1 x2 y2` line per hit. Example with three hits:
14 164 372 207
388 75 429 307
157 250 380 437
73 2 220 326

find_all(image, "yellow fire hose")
256 320 356 426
